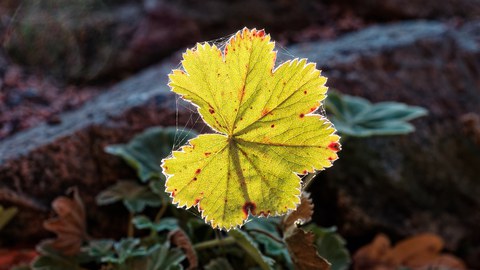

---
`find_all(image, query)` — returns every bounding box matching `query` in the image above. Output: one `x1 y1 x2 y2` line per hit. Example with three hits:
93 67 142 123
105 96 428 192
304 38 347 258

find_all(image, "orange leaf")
385 233 443 265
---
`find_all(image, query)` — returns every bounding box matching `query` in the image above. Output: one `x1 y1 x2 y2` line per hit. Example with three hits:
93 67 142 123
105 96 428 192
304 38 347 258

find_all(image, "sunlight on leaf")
325 91 427 137
162 28 340 230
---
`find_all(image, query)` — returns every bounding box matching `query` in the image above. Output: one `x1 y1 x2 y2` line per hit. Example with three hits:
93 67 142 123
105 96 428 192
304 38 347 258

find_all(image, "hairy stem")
193 236 236 250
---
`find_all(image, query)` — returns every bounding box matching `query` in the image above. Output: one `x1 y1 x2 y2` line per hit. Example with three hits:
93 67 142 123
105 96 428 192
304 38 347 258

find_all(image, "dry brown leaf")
169 229 198 270
353 234 391 270
353 233 466 270
285 228 331 270
385 233 443 265
282 192 314 231
42 187 88 256
282 192 330 270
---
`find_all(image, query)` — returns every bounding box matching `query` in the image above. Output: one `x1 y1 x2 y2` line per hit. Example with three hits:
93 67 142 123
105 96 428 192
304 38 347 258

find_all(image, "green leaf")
163 28 340 230
106 127 197 182
32 245 88 270
325 91 427 137
99 238 158 264
205 258 235 270
244 217 293 268
96 181 162 213
84 239 115 260
305 226 351 270
0 205 17 231
132 216 179 232
132 242 186 270
229 230 275 270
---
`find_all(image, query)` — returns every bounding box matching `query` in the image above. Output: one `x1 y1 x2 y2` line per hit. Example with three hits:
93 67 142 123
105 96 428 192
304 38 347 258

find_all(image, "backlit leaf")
162 28 340 230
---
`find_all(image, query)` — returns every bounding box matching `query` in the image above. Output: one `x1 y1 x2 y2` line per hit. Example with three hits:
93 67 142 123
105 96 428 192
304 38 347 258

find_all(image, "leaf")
132 216 179 232
306 226 351 270
162 28 340 230
0 205 18 231
42 187 88 256
282 193 330 270
32 245 87 270
284 229 331 270
353 233 466 270
132 242 186 270
229 230 275 270
98 238 158 264
325 91 428 137
168 229 198 270
96 181 162 213
106 127 197 182
205 258 235 270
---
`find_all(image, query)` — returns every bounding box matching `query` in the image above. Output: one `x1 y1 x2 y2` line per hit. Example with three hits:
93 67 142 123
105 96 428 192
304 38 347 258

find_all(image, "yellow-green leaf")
162 28 340 230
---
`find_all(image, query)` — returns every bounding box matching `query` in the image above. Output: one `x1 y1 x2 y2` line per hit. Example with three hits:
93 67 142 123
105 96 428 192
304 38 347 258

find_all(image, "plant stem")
193 236 236 251
127 212 134 237
247 228 284 244
154 197 168 222
303 172 318 191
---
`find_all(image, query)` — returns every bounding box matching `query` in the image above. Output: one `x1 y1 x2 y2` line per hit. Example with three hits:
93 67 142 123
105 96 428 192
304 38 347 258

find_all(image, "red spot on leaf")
259 210 271 217
271 124 275 128
302 170 308 174
328 157 334 161
328 142 340 152
304 90 307 94
204 152 211 157
310 107 316 112
194 198 200 205
209 108 215 114
242 202 257 218
299 113 305 118
193 177 197 181
172 189 178 197
195 168 201 174
261 108 270 117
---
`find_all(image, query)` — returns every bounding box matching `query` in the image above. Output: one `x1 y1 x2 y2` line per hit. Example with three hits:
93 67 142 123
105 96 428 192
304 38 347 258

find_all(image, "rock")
287 21 480 267
335 0 480 19
3 0 334 82
0 55 202 245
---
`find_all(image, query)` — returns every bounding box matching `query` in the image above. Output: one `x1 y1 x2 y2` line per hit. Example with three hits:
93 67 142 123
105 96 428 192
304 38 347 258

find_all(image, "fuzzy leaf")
132 216 179 232
229 230 275 270
96 181 162 213
162 28 340 230
106 127 197 182
325 91 427 137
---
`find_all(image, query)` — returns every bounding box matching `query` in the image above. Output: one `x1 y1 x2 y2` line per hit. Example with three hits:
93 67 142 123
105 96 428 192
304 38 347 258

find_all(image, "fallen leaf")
42 187 88 256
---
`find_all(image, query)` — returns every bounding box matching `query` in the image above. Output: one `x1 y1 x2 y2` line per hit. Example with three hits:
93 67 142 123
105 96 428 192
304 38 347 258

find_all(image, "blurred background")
0 0 479 269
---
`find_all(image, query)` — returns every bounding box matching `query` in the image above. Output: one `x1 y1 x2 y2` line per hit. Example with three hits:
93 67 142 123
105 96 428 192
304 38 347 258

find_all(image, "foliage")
22 27 437 270
163 28 340 230
105 127 196 182
325 91 427 137
96 180 163 213
0 204 17 231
